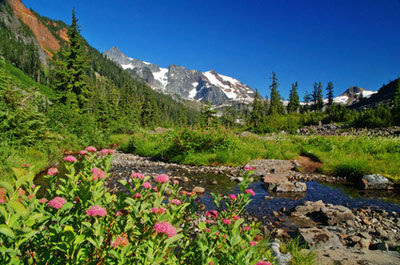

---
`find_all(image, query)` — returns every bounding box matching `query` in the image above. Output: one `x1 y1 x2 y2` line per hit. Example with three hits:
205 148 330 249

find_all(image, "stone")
263 174 307 193
320 205 356 226
359 238 371 249
192 186 205 194
299 227 343 249
360 174 393 190
291 200 325 217
269 241 292 265
350 236 361 243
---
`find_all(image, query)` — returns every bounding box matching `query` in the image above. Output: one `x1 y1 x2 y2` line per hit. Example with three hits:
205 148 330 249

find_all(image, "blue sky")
23 0 400 99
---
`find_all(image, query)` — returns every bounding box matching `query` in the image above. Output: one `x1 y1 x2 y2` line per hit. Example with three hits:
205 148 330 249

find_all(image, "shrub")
0 148 273 264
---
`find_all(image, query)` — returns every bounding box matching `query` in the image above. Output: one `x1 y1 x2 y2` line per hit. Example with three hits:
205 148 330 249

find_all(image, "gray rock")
291 200 325 217
299 227 343 249
360 174 393 190
269 240 292 265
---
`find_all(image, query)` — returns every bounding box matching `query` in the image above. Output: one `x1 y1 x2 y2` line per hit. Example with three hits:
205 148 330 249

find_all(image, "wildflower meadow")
0 147 274 264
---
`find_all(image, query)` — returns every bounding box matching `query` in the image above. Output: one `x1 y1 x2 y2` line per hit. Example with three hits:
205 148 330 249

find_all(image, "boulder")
291 200 325 217
247 159 293 178
192 186 206 194
360 174 393 190
263 174 307 193
299 227 343 249
320 204 356 226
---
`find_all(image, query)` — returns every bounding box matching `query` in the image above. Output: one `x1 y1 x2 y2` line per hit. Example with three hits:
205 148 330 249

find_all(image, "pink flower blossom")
249 241 257 246
153 187 158 192
142 182 152 189
86 205 107 217
116 211 123 216
204 228 210 232
47 167 59 176
155 174 169 183
256 262 272 265
48 197 66 209
154 222 177 238
205 219 213 223
0 199 6 204
31 184 36 189
244 226 251 231
205 210 219 218
173 180 179 184
169 199 182 205
38 198 48 204
86 146 97 152
151 207 165 214
245 189 255 196
112 234 129 248
222 235 227 239
100 149 115 155
133 193 142 199
79 150 88 155
91 168 106 180
22 163 30 168
245 166 255 171
222 219 231 225
229 194 237 200
130 172 145 180
232 215 240 220
64 155 77 163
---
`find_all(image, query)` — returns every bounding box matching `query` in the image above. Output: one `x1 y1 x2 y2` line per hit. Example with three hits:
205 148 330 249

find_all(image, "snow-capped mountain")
333 86 377 105
104 47 255 106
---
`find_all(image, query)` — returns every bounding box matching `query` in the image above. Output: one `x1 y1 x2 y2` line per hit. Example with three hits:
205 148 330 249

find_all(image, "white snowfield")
152 68 168 89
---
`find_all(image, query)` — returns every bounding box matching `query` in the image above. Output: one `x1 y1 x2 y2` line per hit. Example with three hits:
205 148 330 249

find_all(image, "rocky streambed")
109 152 400 264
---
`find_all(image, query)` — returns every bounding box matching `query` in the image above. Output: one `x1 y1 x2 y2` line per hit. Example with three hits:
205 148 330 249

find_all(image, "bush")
0 148 274 264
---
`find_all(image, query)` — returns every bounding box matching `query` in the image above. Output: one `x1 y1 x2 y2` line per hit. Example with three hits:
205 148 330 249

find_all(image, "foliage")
326 81 334 107
268 72 285 115
287 82 300 113
0 151 274 264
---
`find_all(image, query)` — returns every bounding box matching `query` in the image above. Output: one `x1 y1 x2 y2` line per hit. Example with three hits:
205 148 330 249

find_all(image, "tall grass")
114 129 400 182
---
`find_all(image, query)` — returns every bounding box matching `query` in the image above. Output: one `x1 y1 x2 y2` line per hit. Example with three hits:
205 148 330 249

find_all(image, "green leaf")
198 221 206 230
0 181 13 195
165 234 183 245
0 205 8 220
8 200 25 214
0 224 15 239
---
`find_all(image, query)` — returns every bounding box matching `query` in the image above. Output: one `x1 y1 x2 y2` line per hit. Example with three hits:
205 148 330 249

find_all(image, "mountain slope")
333 86 377 105
104 47 255 106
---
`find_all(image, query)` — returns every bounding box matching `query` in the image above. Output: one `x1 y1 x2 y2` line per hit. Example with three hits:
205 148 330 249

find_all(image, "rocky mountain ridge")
104 47 255 106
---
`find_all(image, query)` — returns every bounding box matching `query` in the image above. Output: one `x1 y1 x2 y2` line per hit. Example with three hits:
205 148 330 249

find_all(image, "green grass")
112 130 400 182
280 238 316 265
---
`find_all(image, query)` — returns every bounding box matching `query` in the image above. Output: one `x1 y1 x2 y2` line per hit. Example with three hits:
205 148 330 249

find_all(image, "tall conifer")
268 72 284 115
287 82 300 113
326 81 334 106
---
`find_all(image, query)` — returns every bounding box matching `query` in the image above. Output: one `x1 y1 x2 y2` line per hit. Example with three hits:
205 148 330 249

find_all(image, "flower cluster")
112 234 129 248
86 205 107 217
155 174 169 183
47 167 59 176
48 197 66 209
64 155 77 163
91 168 106 181
154 222 177 238
131 172 145 180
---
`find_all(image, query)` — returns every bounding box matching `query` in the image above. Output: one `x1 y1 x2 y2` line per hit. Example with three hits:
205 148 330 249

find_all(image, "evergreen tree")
268 72 285 115
222 106 238 128
287 82 300 113
200 101 217 127
312 82 324 111
55 9 88 110
249 90 263 127
302 91 311 113
326 81 334 106
394 78 400 109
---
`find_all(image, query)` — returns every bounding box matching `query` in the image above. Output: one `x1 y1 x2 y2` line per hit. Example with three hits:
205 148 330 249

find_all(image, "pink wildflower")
38 198 48 203
232 215 240 220
79 150 88 155
205 210 219 218
222 235 227 239
173 180 179 184
86 146 97 152
153 187 158 192
245 166 255 171
116 211 123 216
204 228 210 233
133 193 142 199
229 194 237 200
22 163 30 168
100 149 115 155
169 199 182 205
64 155 77 163
244 226 251 231
86 205 107 217
222 219 231 225
48 197 66 209
256 262 272 265
209 262 215 265
152 207 166 214
47 167 58 176
91 168 106 180
0 199 6 204
154 222 177 238
112 234 129 248
152 208 158 213
131 172 145 180
249 241 257 246
245 189 255 196
31 184 36 189
155 174 169 183
142 182 152 189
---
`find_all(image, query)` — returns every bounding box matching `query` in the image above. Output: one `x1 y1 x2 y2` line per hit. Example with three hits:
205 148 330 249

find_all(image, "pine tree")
326 81 334 106
268 72 285 115
312 82 324 111
287 82 300 113
249 90 263 127
394 78 400 109
55 9 88 110
200 101 217 127
302 91 311 113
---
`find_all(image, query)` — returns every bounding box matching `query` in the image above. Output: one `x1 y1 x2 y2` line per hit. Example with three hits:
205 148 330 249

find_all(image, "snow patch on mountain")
153 68 168 89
